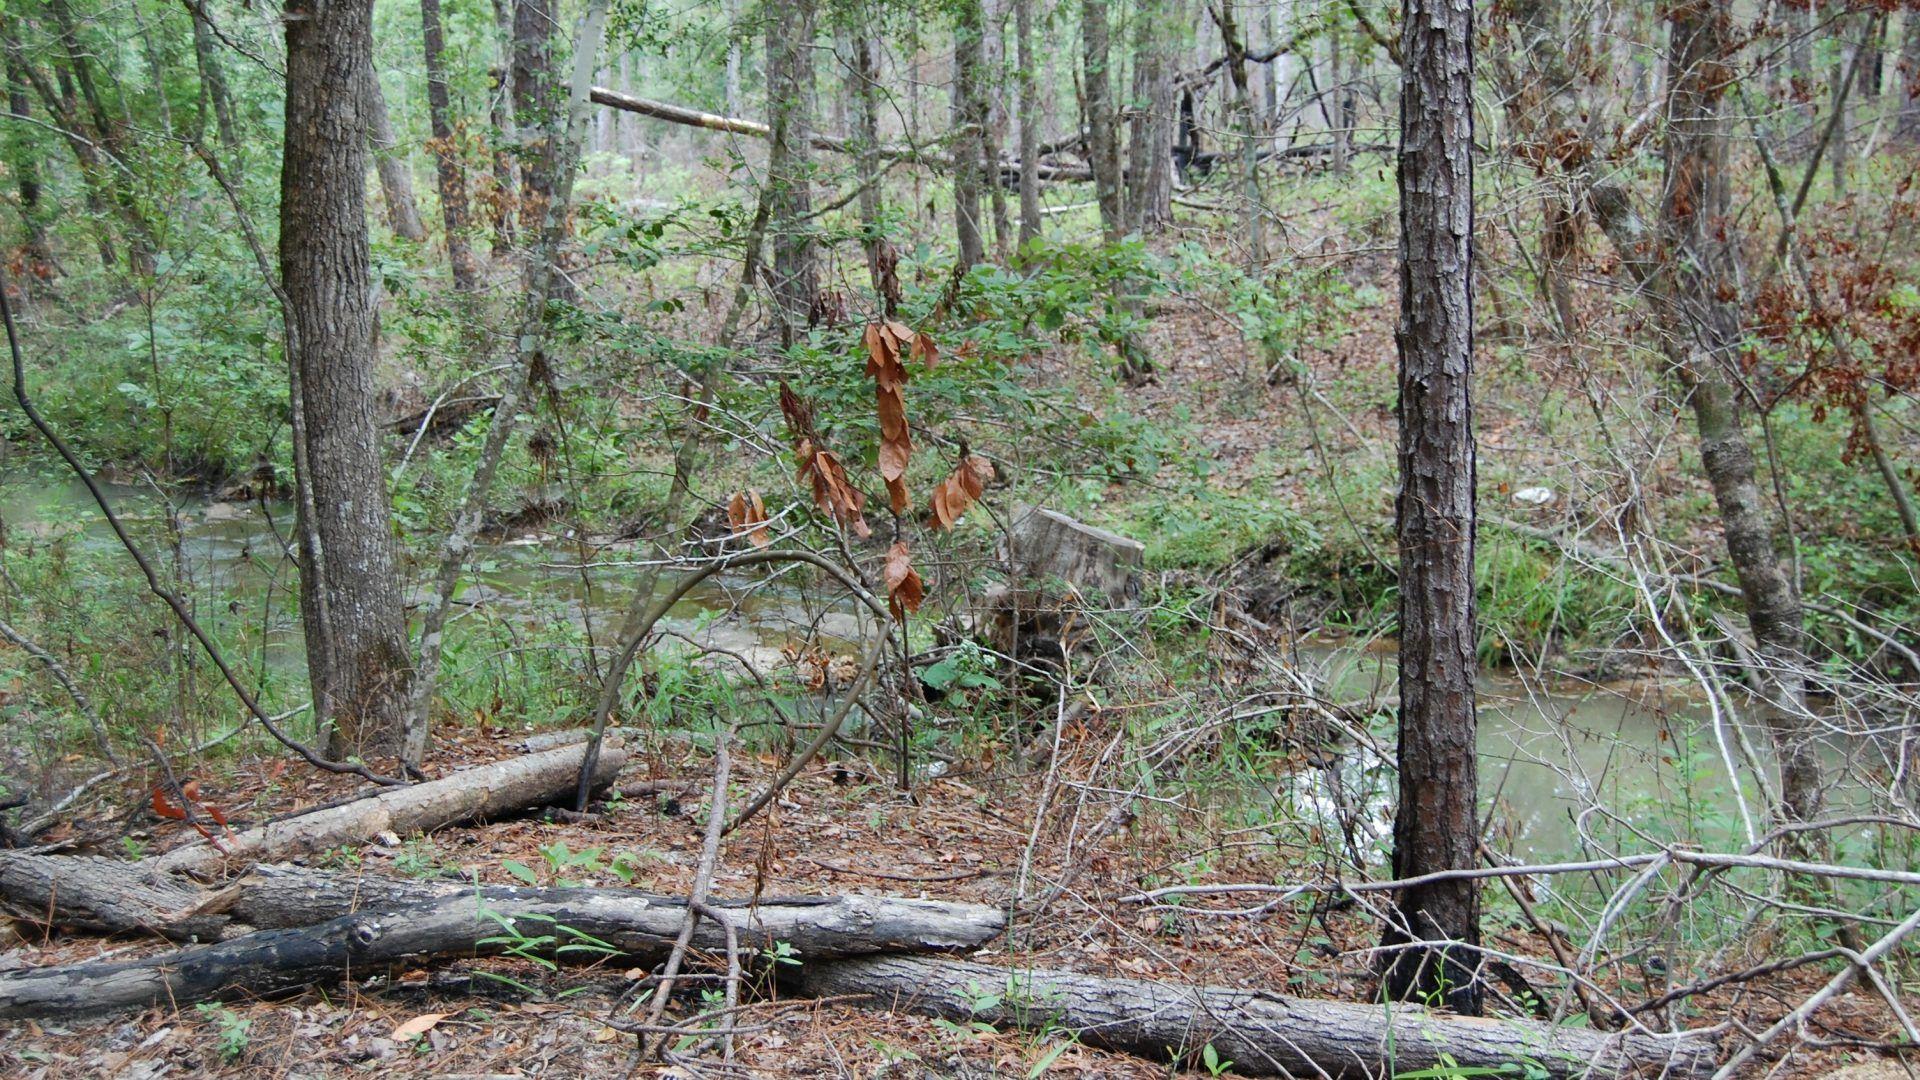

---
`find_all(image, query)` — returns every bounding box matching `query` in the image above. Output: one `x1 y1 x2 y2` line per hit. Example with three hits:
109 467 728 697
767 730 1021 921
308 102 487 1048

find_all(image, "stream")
0 470 1813 863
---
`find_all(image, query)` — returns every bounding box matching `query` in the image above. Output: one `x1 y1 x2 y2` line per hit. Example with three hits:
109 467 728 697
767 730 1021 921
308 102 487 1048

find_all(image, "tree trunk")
1382 0 1481 1017
1661 0 1820 826
765 0 819 330
1015 0 1042 250
0 889 1004 1020
4 57 57 281
422 0 480 291
793 956 1717 1079
1125 0 1174 234
281 0 418 764
1081 0 1123 245
487 0 520 248
1218 0 1266 266
954 0 989 267
984 0 1013 262
725 0 743 115
1898 12 1920 144
365 72 429 241
185 1 240 162
511 0 558 217
850 34 888 298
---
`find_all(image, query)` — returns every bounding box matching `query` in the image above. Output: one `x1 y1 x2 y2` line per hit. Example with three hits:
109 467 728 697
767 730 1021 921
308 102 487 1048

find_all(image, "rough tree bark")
765 0 819 330
511 0 558 217
953 0 989 266
1125 0 1175 234
422 0 480 291
365 71 429 241
1081 0 1123 244
1382 0 1481 1016
795 956 1717 1079
281 0 418 763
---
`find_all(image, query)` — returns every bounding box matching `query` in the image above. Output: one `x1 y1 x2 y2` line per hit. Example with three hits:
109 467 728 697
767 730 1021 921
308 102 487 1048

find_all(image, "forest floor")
1 722 1900 1078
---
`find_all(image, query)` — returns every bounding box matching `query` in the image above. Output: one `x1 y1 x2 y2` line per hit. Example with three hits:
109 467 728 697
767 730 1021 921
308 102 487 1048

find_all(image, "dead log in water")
794 955 1718 1079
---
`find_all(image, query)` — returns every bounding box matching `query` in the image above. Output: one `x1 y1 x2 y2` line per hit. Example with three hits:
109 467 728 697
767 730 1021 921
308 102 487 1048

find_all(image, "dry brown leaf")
391 1013 447 1040
727 490 772 547
929 454 995 530
884 541 924 620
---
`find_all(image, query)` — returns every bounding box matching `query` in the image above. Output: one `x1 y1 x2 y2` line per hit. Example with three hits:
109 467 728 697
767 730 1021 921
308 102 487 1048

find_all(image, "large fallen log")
794 956 1718 1080
0 744 631 937
152 740 628 877
0 888 1003 1020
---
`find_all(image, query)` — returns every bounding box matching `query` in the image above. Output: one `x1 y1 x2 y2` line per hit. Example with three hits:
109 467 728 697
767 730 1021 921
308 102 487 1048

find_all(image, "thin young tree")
365 71 429 241
954 0 990 266
422 0 480 291
1380 0 1481 1016
281 0 418 763
1014 0 1042 250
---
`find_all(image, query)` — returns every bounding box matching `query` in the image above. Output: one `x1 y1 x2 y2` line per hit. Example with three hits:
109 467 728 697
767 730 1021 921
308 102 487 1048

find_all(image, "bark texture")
1081 0 1123 244
1383 0 1481 1015
953 0 989 267
0 889 1004 1020
765 0 819 328
422 0 479 291
794 956 1717 1079
510 0 557 216
1124 0 1174 234
281 0 418 763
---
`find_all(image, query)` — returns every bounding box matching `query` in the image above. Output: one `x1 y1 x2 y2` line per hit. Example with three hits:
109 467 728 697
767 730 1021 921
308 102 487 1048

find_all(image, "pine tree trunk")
365 72 428 241
421 0 479 292
281 0 418 764
1382 0 1481 1017
765 0 819 330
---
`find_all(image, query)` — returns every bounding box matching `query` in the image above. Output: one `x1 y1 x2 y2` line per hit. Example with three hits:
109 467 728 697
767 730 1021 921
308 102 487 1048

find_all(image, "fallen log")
151 740 628 877
0 745 632 933
793 956 1718 1079
0 889 1003 1020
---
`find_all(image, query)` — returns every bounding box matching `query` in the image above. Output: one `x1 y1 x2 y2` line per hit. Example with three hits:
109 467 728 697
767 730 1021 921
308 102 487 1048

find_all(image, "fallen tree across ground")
0 888 1003 1020
793 955 1719 1080
0 743 631 938
152 740 629 877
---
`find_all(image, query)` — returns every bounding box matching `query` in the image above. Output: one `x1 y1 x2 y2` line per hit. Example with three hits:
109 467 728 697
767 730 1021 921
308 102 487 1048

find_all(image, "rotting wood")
0 889 1004 1020
792 955 1719 1079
